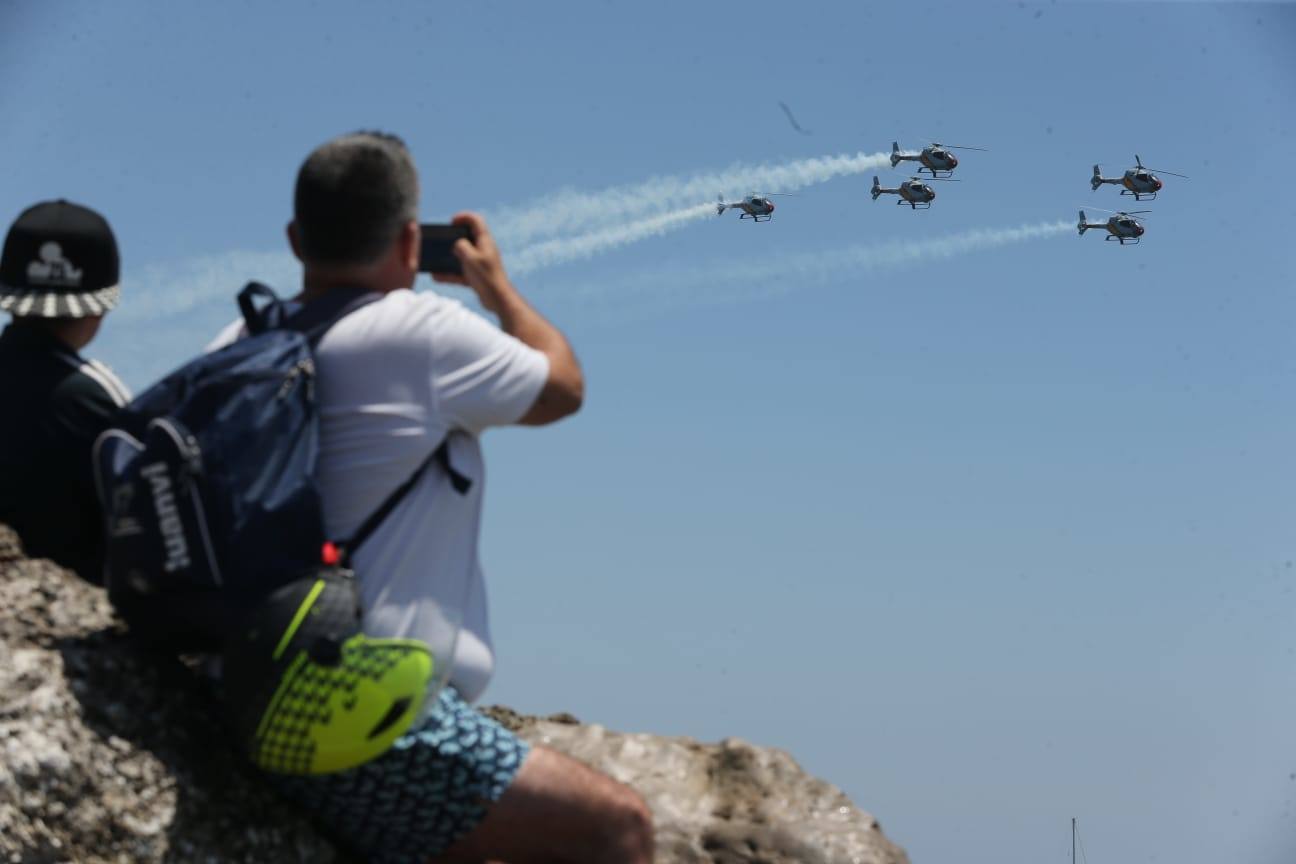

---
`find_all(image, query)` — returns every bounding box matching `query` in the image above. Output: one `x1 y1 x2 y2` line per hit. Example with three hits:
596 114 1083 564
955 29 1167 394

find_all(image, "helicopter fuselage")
898 179 936 208
734 197 774 221
1120 169 1163 200
1079 209 1145 245
718 195 776 222
894 148 958 178
918 148 957 177
1092 160 1170 202
874 177 936 209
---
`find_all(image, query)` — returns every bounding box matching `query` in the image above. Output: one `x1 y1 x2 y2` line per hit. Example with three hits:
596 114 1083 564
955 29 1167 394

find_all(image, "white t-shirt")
208 288 548 702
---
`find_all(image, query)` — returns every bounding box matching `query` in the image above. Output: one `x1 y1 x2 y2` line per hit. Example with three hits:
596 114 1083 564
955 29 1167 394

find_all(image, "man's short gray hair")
293 131 419 266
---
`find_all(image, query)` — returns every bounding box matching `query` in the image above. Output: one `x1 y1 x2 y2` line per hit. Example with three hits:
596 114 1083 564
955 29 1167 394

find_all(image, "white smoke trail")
97 219 1071 390
545 219 1076 309
114 202 719 323
113 151 894 318
509 202 716 275
489 150 893 247
116 219 1072 325
113 249 296 323
767 218 1076 283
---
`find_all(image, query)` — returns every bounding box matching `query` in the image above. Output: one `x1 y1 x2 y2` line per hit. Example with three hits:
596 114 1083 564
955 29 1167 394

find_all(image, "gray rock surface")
481 707 909 864
0 524 909 864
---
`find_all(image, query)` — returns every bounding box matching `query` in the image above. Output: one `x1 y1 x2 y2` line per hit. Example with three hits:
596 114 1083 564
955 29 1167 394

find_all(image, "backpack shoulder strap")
236 282 380 345
237 282 285 335
337 439 471 567
284 288 381 347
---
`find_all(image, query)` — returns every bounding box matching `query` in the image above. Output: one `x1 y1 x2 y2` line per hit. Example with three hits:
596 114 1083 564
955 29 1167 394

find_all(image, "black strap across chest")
339 439 470 565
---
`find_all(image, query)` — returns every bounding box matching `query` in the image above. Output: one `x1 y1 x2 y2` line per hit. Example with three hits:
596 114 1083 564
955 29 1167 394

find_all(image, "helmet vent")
367 696 413 740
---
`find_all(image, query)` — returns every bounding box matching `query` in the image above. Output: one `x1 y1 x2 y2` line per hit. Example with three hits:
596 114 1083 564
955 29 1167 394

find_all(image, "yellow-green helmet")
222 567 436 775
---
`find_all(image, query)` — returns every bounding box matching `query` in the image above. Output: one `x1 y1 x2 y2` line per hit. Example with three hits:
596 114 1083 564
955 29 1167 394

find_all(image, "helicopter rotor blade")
924 139 989 151
1081 206 1150 218
1147 168 1190 178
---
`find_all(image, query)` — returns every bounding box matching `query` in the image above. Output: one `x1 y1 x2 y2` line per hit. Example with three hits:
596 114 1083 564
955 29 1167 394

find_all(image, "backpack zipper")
277 358 316 401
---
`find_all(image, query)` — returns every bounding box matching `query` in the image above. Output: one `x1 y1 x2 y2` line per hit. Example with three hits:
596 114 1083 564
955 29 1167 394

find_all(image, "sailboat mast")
1072 818 1076 864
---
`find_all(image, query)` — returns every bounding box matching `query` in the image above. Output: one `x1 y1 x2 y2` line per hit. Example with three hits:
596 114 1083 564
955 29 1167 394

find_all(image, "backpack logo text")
141 462 192 572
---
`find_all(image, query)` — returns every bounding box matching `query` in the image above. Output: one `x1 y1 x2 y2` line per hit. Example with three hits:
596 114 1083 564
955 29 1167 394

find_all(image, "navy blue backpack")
93 283 463 652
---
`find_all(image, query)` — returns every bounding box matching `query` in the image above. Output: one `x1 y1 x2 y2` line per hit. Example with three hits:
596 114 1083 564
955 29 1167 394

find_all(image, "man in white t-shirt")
211 132 652 864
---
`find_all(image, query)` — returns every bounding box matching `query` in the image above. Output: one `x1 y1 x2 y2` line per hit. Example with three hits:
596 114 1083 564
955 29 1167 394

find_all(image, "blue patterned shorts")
269 686 531 863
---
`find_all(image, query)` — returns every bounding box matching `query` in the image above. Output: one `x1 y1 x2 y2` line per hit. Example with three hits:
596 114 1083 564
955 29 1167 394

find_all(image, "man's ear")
399 220 420 272
286 221 303 262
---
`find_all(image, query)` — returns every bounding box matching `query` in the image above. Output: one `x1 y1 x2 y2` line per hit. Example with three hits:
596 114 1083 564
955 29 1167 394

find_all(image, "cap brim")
0 283 120 318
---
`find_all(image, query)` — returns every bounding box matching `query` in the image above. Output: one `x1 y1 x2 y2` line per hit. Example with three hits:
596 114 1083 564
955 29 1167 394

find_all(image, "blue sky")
3 2 1294 862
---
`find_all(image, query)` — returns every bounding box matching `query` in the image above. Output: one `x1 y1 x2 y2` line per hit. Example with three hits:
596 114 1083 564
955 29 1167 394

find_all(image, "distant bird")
778 101 812 135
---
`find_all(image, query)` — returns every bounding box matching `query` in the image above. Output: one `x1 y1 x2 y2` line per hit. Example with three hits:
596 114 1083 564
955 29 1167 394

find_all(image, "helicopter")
1090 155 1189 201
889 140 988 178
716 192 793 223
871 175 954 210
1077 208 1150 245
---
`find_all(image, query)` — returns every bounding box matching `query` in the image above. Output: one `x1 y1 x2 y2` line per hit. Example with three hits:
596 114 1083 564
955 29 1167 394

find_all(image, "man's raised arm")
439 211 583 426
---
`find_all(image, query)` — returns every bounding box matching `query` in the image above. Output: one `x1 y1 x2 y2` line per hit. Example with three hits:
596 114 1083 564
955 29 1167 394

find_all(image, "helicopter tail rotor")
872 177 883 200
890 142 902 168
716 194 727 216
1091 165 1103 191
1077 210 1088 235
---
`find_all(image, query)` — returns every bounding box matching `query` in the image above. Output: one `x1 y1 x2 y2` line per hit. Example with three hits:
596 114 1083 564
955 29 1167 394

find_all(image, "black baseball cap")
0 200 120 318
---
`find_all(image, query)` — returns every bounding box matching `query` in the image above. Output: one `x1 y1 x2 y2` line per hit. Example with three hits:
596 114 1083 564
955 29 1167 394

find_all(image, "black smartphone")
418 224 471 275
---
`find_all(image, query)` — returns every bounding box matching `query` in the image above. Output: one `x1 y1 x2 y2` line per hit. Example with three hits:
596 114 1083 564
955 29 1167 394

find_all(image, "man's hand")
430 211 511 315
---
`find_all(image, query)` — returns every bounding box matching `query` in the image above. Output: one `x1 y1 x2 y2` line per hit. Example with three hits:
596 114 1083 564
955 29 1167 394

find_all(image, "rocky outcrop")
481 707 908 864
0 524 909 864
